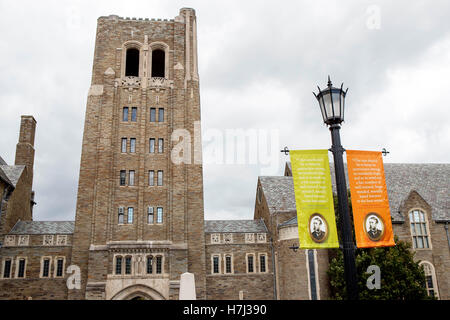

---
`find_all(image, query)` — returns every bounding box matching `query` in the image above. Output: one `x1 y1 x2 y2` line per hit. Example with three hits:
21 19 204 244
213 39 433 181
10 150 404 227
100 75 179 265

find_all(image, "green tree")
329 191 432 300
327 237 432 300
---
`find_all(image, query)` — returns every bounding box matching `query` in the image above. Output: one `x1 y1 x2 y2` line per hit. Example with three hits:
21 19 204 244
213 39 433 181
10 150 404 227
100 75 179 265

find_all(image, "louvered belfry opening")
151 49 165 77
125 48 139 77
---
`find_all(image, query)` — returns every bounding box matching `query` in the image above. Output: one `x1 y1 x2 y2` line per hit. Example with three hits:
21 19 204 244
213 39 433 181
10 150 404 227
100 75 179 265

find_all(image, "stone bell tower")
69 8 206 300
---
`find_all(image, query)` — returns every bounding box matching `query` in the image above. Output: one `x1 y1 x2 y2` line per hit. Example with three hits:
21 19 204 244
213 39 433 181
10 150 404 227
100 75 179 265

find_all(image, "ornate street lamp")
313 76 348 125
314 76 358 300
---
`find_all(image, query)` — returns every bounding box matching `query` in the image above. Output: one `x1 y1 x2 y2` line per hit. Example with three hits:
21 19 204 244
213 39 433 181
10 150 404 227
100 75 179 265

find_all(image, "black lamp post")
313 76 358 300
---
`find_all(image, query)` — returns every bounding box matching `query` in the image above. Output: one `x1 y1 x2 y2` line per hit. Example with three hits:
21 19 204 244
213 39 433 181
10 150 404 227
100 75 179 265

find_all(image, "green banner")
290 150 339 249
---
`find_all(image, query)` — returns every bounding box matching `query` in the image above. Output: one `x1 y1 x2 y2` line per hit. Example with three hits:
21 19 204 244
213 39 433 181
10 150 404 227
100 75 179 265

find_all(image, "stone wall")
0 244 72 300
205 232 274 300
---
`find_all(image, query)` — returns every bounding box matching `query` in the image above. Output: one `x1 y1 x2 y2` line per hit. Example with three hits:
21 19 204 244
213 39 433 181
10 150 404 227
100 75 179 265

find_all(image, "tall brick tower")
69 8 206 300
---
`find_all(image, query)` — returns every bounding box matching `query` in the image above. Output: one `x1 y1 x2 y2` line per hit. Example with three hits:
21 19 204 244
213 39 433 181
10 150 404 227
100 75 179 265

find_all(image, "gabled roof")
261 163 450 222
0 165 25 187
259 176 296 213
9 221 75 234
205 219 267 233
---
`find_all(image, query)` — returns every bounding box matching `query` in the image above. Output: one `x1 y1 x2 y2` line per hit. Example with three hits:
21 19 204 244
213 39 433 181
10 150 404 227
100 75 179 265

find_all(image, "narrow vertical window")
157 207 163 224
259 254 267 273
125 256 132 275
130 138 136 153
42 259 50 277
158 138 164 153
151 49 165 78
125 48 139 77
118 207 124 224
131 107 137 122
158 108 164 122
3 259 12 278
120 170 126 186
213 255 220 274
123 107 129 122
247 255 254 273
147 256 153 274
308 250 318 300
115 256 122 275
129 170 135 186
156 256 162 274
149 170 155 186
148 207 154 224
157 170 163 186
127 207 134 224
150 108 156 122
225 255 232 274
121 138 127 153
56 259 64 277
17 259 26 278
149 138 155 153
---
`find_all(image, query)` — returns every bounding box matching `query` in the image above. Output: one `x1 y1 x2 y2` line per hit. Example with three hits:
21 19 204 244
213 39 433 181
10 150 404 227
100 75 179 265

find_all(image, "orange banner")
346 150 395 248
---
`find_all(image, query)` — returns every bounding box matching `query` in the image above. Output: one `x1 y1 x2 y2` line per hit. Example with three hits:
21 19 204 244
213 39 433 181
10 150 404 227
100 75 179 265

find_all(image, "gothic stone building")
0 8 449 300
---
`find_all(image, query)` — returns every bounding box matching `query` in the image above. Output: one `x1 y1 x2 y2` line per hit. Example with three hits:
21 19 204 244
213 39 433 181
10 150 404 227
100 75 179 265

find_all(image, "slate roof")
205 219 267 233
0 167 13 186
0 165 25 187
278 216 298 228
0 156 7 165
261 163 450 222
9 221 75 234
259 176 296 213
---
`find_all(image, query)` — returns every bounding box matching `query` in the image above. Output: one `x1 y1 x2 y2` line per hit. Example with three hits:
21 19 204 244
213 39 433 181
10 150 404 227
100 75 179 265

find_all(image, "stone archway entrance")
111 284 166 300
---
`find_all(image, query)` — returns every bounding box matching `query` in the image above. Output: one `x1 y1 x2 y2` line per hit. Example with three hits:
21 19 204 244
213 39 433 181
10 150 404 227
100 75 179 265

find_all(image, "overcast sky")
1 0 449 222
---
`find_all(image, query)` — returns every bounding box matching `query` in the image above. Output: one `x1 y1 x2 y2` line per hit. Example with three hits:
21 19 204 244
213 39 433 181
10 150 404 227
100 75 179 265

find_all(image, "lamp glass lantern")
314 76 348 125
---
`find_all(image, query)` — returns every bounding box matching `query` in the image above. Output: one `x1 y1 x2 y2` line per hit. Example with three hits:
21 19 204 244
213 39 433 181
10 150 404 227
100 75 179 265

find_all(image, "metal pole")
329 123 358 300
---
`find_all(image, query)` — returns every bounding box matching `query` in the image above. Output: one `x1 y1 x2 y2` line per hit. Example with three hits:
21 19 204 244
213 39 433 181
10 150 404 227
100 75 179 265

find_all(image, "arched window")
151 49 165 77
125 48 140 77
409 210 431 249
420 261 439 299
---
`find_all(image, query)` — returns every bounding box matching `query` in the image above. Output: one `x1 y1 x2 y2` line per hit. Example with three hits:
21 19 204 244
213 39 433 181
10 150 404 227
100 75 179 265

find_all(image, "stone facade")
68 8 206 300
0 116 36 238
0 8 449 300
204 220 275 300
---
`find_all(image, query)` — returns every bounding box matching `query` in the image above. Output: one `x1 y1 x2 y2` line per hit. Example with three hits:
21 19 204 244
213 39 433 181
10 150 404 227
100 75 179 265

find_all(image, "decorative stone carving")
4 235 15 246
148 77 174 89
245 233 255 243
43 235 54 246
18 235 29 246
257 233 267 243
121 76 141 87
223 233 233 244
104 67 115 76
56 235 67 246
211 233 220 244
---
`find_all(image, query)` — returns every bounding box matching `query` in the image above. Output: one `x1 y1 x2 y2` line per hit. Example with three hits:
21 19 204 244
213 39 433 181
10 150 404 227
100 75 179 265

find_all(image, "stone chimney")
14 115 37 175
